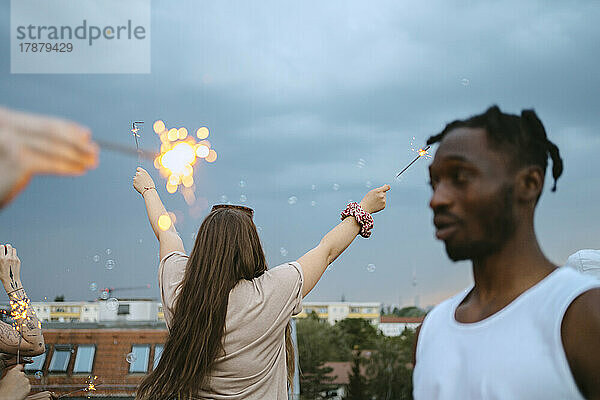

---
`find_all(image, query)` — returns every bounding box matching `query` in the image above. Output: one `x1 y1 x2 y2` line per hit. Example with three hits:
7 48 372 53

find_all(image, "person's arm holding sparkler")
0 245 44 356
0 364 30 400
0 106 98 210
297 184 390 297
133 168 185 260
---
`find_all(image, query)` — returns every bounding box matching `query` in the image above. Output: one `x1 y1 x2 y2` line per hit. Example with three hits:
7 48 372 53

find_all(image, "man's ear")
515 166 544 203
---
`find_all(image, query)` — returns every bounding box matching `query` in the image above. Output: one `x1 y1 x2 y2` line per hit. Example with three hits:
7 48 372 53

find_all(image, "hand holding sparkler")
0 245 44 357
133 167 156 197
0 106 98 209
360 184 391 214
0 364 30 400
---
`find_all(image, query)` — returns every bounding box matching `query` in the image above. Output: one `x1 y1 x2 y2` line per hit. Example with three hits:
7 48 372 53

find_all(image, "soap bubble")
310 200 317 207
89 283 98 292
332 184 340 191
357 158 366 168
366 264 376 273
365 180 372 189
100 290 109 300
138 238 143 244
287 196 297 205
126 352 137 363
106 248 112 256
106 298 119 311
34 371 43 380
220 195 228 203
256 226 262 233
105 260 115 270
311 184 317 191
240 194 247 203
93 255 100 263
461 78 470 86
239 180 246 188
280 247 288 257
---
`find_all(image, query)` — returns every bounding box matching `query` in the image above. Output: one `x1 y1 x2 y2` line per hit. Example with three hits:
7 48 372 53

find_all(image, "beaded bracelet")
341 202 374 238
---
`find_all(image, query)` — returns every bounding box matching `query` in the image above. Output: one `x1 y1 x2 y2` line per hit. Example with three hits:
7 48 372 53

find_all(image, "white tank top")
413 267 600 400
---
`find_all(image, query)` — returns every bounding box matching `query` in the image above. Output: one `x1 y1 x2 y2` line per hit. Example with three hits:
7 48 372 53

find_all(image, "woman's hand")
359 184 391 214
0 365 30 400
133 167 156 195
0 244 21 290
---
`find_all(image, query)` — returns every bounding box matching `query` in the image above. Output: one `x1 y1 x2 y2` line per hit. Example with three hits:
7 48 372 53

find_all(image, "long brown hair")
136 208 295 399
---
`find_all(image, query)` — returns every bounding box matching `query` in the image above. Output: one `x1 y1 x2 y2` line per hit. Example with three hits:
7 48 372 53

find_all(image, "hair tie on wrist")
341 202 374 238
142 187 156 196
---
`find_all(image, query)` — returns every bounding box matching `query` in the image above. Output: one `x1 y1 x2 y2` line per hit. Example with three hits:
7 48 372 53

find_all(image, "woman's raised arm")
133 168 185 260
297 184 390 297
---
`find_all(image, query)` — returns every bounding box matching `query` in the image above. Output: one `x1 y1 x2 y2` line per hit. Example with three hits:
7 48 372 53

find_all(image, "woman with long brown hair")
132 167 389 399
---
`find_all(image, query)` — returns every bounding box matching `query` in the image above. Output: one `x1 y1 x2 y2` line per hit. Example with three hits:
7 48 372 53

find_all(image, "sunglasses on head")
211 204 255 218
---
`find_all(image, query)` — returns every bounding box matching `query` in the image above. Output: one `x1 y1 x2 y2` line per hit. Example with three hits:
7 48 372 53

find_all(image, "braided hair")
427 105 563 192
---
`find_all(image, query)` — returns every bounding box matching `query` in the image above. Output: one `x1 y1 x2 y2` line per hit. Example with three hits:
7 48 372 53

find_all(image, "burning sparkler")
9 293 33 364
57 375 101 399
131 121 143 149
152 120 217 194
396 145 431 178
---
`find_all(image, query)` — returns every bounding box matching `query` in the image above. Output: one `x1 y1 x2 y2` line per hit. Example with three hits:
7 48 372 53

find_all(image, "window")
49 345 72 373
129 345 150 373
73 345 95 373
25 346 48 372
153 345 164 369
118 304 130 315
350 307 360 313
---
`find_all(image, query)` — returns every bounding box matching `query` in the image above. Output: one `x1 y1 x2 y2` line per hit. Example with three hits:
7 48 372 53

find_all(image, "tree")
297 312 342 399
396 307 426 317
54 295 65 302
365 328 416 400
345 352 367 400
335 318 379 351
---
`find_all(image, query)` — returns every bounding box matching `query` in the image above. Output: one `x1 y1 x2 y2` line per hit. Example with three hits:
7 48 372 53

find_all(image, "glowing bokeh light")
167 128 178 142
196 127 209 139
158 214 172 231
177 127 188 139
152 120 218 195
166 183 178 194
182 175 194 188
153 120 165 134
161 142 196 176
206 149 217 163
196 145 210 158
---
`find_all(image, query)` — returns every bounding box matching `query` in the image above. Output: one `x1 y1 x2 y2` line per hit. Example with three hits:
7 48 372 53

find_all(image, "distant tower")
412 267 419 307
341 293 346 303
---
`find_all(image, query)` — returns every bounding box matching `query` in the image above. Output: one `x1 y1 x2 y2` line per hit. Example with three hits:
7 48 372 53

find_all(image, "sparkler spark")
57 375 101 399
396 145 431 178
10 294 31 364
152 120 217 195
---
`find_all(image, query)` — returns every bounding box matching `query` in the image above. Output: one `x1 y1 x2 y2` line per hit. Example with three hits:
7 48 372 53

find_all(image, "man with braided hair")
412 106 600 399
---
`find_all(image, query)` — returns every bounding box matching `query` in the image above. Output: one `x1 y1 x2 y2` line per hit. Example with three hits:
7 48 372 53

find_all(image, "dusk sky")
1 0 599 308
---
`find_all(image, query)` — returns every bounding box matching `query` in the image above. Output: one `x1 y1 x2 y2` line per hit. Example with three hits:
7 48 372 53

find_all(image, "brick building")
27 322 167 399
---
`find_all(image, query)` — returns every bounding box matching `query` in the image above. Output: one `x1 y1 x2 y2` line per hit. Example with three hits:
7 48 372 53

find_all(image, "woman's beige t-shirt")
158 251 304 400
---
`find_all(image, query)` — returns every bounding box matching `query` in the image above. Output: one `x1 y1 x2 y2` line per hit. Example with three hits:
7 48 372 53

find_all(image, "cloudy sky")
1 0 599 308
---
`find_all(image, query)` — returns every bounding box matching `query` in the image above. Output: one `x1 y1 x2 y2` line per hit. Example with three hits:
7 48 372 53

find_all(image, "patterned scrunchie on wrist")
341 202 374 238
